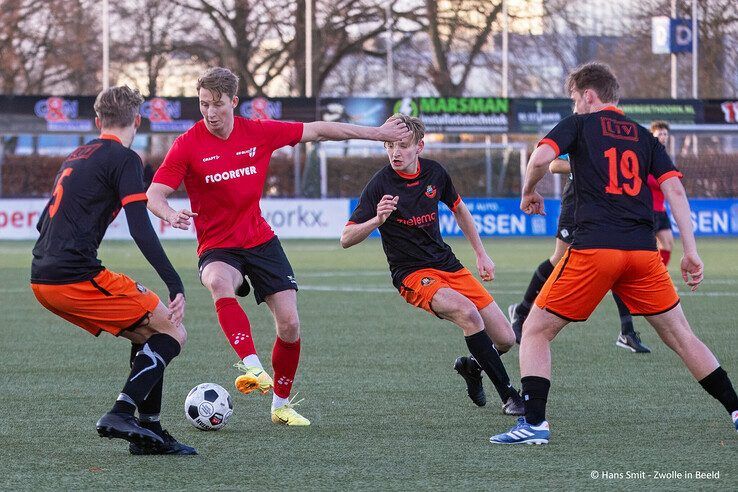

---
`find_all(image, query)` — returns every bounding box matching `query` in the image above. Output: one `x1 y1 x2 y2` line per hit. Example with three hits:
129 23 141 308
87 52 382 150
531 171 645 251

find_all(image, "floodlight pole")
501 0 509 98
692 0 698 98
386 1 395 97
670 0 676 98
306 0 313 98
102 0 110 90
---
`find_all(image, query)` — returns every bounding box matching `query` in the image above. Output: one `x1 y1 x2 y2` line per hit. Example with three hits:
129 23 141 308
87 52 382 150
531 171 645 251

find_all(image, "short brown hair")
566 62 619 103
389 113 425 143
650 120 670 132
93 86 144 128
197 67 239 100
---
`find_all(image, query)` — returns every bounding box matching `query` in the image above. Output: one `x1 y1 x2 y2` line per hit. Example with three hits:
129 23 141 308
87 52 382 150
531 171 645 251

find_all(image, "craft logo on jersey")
240 97 283 120
135 282 147 293
141 98 194 132
34 97 93 132
425 184 437 198
721 101 738 123
600 117 638 141
421 277 434 286
202 155 220 162
236 147 257 158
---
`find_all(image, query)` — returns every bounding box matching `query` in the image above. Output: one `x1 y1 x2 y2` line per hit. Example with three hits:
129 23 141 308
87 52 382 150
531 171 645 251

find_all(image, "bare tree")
172 0 296 96
411 0 502 96
111 0 197 96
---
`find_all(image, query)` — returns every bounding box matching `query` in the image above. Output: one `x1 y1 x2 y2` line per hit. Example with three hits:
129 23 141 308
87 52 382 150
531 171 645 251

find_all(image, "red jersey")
647 174 666 212
153 117 303 255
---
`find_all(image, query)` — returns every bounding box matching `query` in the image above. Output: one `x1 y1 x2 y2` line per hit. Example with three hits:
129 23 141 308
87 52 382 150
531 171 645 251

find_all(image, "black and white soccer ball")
184 383 233 431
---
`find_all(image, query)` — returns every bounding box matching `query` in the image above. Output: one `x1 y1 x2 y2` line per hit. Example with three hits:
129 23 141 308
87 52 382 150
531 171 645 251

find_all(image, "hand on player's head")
379 117 412 142
376 195 398 224
681 253 704 292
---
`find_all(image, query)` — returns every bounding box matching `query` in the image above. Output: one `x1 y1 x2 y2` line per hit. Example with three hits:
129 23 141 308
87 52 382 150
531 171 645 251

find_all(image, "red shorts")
400 267 494 315
536 248 680 321
31 269 160 336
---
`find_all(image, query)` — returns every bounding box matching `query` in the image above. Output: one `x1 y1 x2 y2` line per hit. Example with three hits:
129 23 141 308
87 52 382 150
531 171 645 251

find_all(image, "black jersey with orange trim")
32 136 149 283
540 107 682 250
349 157 463 288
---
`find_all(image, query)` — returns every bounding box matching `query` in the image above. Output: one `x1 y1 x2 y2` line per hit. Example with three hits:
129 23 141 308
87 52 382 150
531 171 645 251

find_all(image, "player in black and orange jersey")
341 113 524 415
30 86 195 455
491 63 738 444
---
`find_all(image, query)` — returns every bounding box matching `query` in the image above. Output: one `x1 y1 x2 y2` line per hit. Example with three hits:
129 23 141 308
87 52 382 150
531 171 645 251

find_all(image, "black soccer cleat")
96 412 165 448
454 356 486 407
507 303 524 344
129 428 198 456
616 331 651 353
502 391 525 416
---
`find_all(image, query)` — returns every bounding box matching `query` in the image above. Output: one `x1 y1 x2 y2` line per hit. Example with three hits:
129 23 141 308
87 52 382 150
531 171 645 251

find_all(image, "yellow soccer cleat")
271 397 310 426
234 362 273 395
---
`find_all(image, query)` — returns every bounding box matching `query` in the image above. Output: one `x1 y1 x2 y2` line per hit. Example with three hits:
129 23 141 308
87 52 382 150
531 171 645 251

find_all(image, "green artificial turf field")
1 238 736 490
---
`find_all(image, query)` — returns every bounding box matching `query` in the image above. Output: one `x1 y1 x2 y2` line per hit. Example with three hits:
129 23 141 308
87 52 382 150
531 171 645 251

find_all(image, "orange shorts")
536 248 680 321
400 267 494 315
31 269 160 336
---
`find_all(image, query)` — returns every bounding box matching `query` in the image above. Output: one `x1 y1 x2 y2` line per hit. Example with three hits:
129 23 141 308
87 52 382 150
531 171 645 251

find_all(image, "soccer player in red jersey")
490 63 738 444
30 86 195 454
147 67 411 426
341 114 524 415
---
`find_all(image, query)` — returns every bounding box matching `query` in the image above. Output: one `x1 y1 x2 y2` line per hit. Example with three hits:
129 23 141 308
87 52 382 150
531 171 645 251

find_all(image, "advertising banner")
319 98 393 127
390 97 511 133
618 99 699 125
347 197 738 238
0 198 350 240
511 99 572 133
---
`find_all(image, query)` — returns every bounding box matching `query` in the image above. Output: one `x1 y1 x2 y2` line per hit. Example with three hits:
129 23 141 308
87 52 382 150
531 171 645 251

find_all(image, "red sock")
215 297 256 359
272 337 300 398
660 249 671 266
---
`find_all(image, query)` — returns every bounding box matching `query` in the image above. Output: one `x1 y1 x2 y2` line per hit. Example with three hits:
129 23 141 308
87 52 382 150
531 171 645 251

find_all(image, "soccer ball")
184 383 233 431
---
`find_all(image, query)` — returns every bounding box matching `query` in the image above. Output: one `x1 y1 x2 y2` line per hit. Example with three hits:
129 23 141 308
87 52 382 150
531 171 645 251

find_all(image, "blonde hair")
197 67 239 100
93 86 144 128
389 113 425 143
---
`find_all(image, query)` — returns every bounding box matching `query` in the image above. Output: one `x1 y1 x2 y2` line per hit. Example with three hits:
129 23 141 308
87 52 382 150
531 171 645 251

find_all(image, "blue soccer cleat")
732 410 738 433
490 417 550 445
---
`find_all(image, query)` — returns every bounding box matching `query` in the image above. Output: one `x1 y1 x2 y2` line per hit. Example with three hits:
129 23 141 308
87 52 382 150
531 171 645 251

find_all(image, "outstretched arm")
301 118 411 143
146 182 197 230
341 195 398 248
521 144 557 215
661 177 703 291
452 200 495 281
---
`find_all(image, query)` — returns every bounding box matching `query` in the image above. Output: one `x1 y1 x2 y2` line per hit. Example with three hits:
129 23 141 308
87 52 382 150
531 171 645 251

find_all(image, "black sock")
465 331 515 402
699 367 738 414
129 343 163 418
115 334 180 413
518 260 555 316
612 293 634 335
522 376 550 425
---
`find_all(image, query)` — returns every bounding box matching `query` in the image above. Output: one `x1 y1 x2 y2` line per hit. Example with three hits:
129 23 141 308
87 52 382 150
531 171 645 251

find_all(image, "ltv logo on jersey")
600 117 638 141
